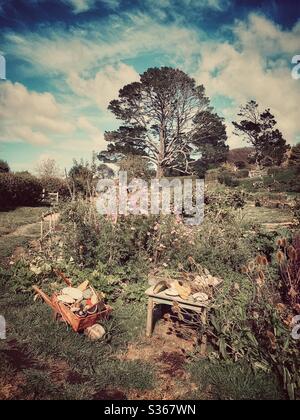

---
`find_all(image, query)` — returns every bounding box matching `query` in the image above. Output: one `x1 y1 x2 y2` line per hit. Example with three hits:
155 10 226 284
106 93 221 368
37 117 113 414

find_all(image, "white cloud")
3 13 200 76
68 63 139 109
77 116 106 149
0 81 73 145
195 14 300 146
62 0 120 13
62 0 96 14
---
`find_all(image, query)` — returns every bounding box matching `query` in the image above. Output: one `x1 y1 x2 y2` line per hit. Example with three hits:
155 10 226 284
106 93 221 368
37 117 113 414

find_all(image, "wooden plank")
145 286 210 308
152 297 204 313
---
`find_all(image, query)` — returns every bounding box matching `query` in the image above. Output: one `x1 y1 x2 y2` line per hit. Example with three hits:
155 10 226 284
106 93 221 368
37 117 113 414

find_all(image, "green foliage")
239 167 300 193
119 154 154 180
99 66 227 176
233 100 288 167
8 257 54 293
0 159 10 173
40 176 70 200
289 142 300 167
267 167 300 193
217 171 240 187
293 198 300 225
235 168 249 178
0 173 43 209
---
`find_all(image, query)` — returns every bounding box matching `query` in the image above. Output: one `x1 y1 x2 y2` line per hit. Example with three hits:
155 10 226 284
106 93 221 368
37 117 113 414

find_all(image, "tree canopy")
232 100 288 167
99 67 228 177
289 143 300 167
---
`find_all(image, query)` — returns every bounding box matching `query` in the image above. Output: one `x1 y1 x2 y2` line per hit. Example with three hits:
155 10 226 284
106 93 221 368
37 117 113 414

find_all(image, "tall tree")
289 143 300 167
191 110 228 176
99 67 227 177
232 100 288 167
36 158 61 178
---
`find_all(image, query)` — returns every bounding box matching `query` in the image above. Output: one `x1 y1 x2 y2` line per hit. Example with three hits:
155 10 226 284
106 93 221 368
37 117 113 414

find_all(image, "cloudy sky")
0 0 299 172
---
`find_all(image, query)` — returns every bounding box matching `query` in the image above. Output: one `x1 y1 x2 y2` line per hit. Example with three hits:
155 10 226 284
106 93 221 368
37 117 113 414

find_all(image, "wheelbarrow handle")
33 285 53 308
53 269 72 286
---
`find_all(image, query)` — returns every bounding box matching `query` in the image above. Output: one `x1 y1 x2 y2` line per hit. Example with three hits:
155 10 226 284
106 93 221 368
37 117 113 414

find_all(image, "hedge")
0 173 43 208
40 176 70 200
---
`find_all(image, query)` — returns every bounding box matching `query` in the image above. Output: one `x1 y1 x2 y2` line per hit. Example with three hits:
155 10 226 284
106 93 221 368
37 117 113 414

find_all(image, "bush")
218 171 240 187
266 167 300 193
235 169 249 179
40 177 70 200
0 160 10 173
0 173 43 208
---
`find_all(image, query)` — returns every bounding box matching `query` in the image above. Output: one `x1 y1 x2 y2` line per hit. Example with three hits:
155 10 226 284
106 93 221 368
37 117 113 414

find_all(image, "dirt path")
4 222 40 238
2 213 59 239
116 321 201 400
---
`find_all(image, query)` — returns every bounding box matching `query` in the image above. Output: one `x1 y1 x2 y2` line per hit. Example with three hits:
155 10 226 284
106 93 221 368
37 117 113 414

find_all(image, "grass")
0 206 48 262
0 200 293 400
188 360 284 400
0 207 48 236
0 236 30 260
0 274 154 400
242 203 292 225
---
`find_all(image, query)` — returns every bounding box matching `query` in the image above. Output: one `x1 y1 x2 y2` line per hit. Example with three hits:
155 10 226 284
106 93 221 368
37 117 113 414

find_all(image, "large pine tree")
99 67 228 177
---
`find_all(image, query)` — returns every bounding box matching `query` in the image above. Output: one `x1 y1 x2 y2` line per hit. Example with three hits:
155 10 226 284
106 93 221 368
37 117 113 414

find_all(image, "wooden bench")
145 286 210 355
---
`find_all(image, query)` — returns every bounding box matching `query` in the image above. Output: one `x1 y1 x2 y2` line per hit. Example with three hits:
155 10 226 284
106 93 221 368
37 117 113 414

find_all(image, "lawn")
0 207 48 236
0 206 48 262
242 203 293 225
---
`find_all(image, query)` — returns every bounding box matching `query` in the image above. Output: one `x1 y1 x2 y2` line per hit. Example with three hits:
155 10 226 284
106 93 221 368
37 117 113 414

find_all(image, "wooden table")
145 286 210 355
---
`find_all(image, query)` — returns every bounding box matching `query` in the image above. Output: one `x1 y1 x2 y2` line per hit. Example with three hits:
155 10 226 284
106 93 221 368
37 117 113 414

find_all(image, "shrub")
0 173 42 208
40 176 70 200
235 169 249 178
0 160 10 173
218 171 240 187
293 199 300 225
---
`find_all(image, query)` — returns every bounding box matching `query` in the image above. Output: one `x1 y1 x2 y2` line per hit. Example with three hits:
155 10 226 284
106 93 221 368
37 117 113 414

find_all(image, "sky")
0 0 299 172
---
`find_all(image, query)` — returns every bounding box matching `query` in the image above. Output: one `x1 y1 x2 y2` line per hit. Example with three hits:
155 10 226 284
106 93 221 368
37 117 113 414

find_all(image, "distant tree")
36 158 61 178
99 67 227 177
96 163 115 179
0 159 10 173
119 155 154 180
68 159 94 197
289 143 300 167
232 100 288 167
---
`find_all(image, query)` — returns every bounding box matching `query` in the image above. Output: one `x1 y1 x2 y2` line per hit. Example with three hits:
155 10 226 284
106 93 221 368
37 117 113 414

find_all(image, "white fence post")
0 315 6 339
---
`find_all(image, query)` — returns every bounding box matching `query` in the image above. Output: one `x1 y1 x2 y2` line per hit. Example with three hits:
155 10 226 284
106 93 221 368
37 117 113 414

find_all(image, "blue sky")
0 0 299 172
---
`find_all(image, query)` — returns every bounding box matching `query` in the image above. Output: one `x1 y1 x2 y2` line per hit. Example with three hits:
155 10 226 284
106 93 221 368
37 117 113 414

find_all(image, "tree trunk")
156 164 164 178
156 124 165 178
